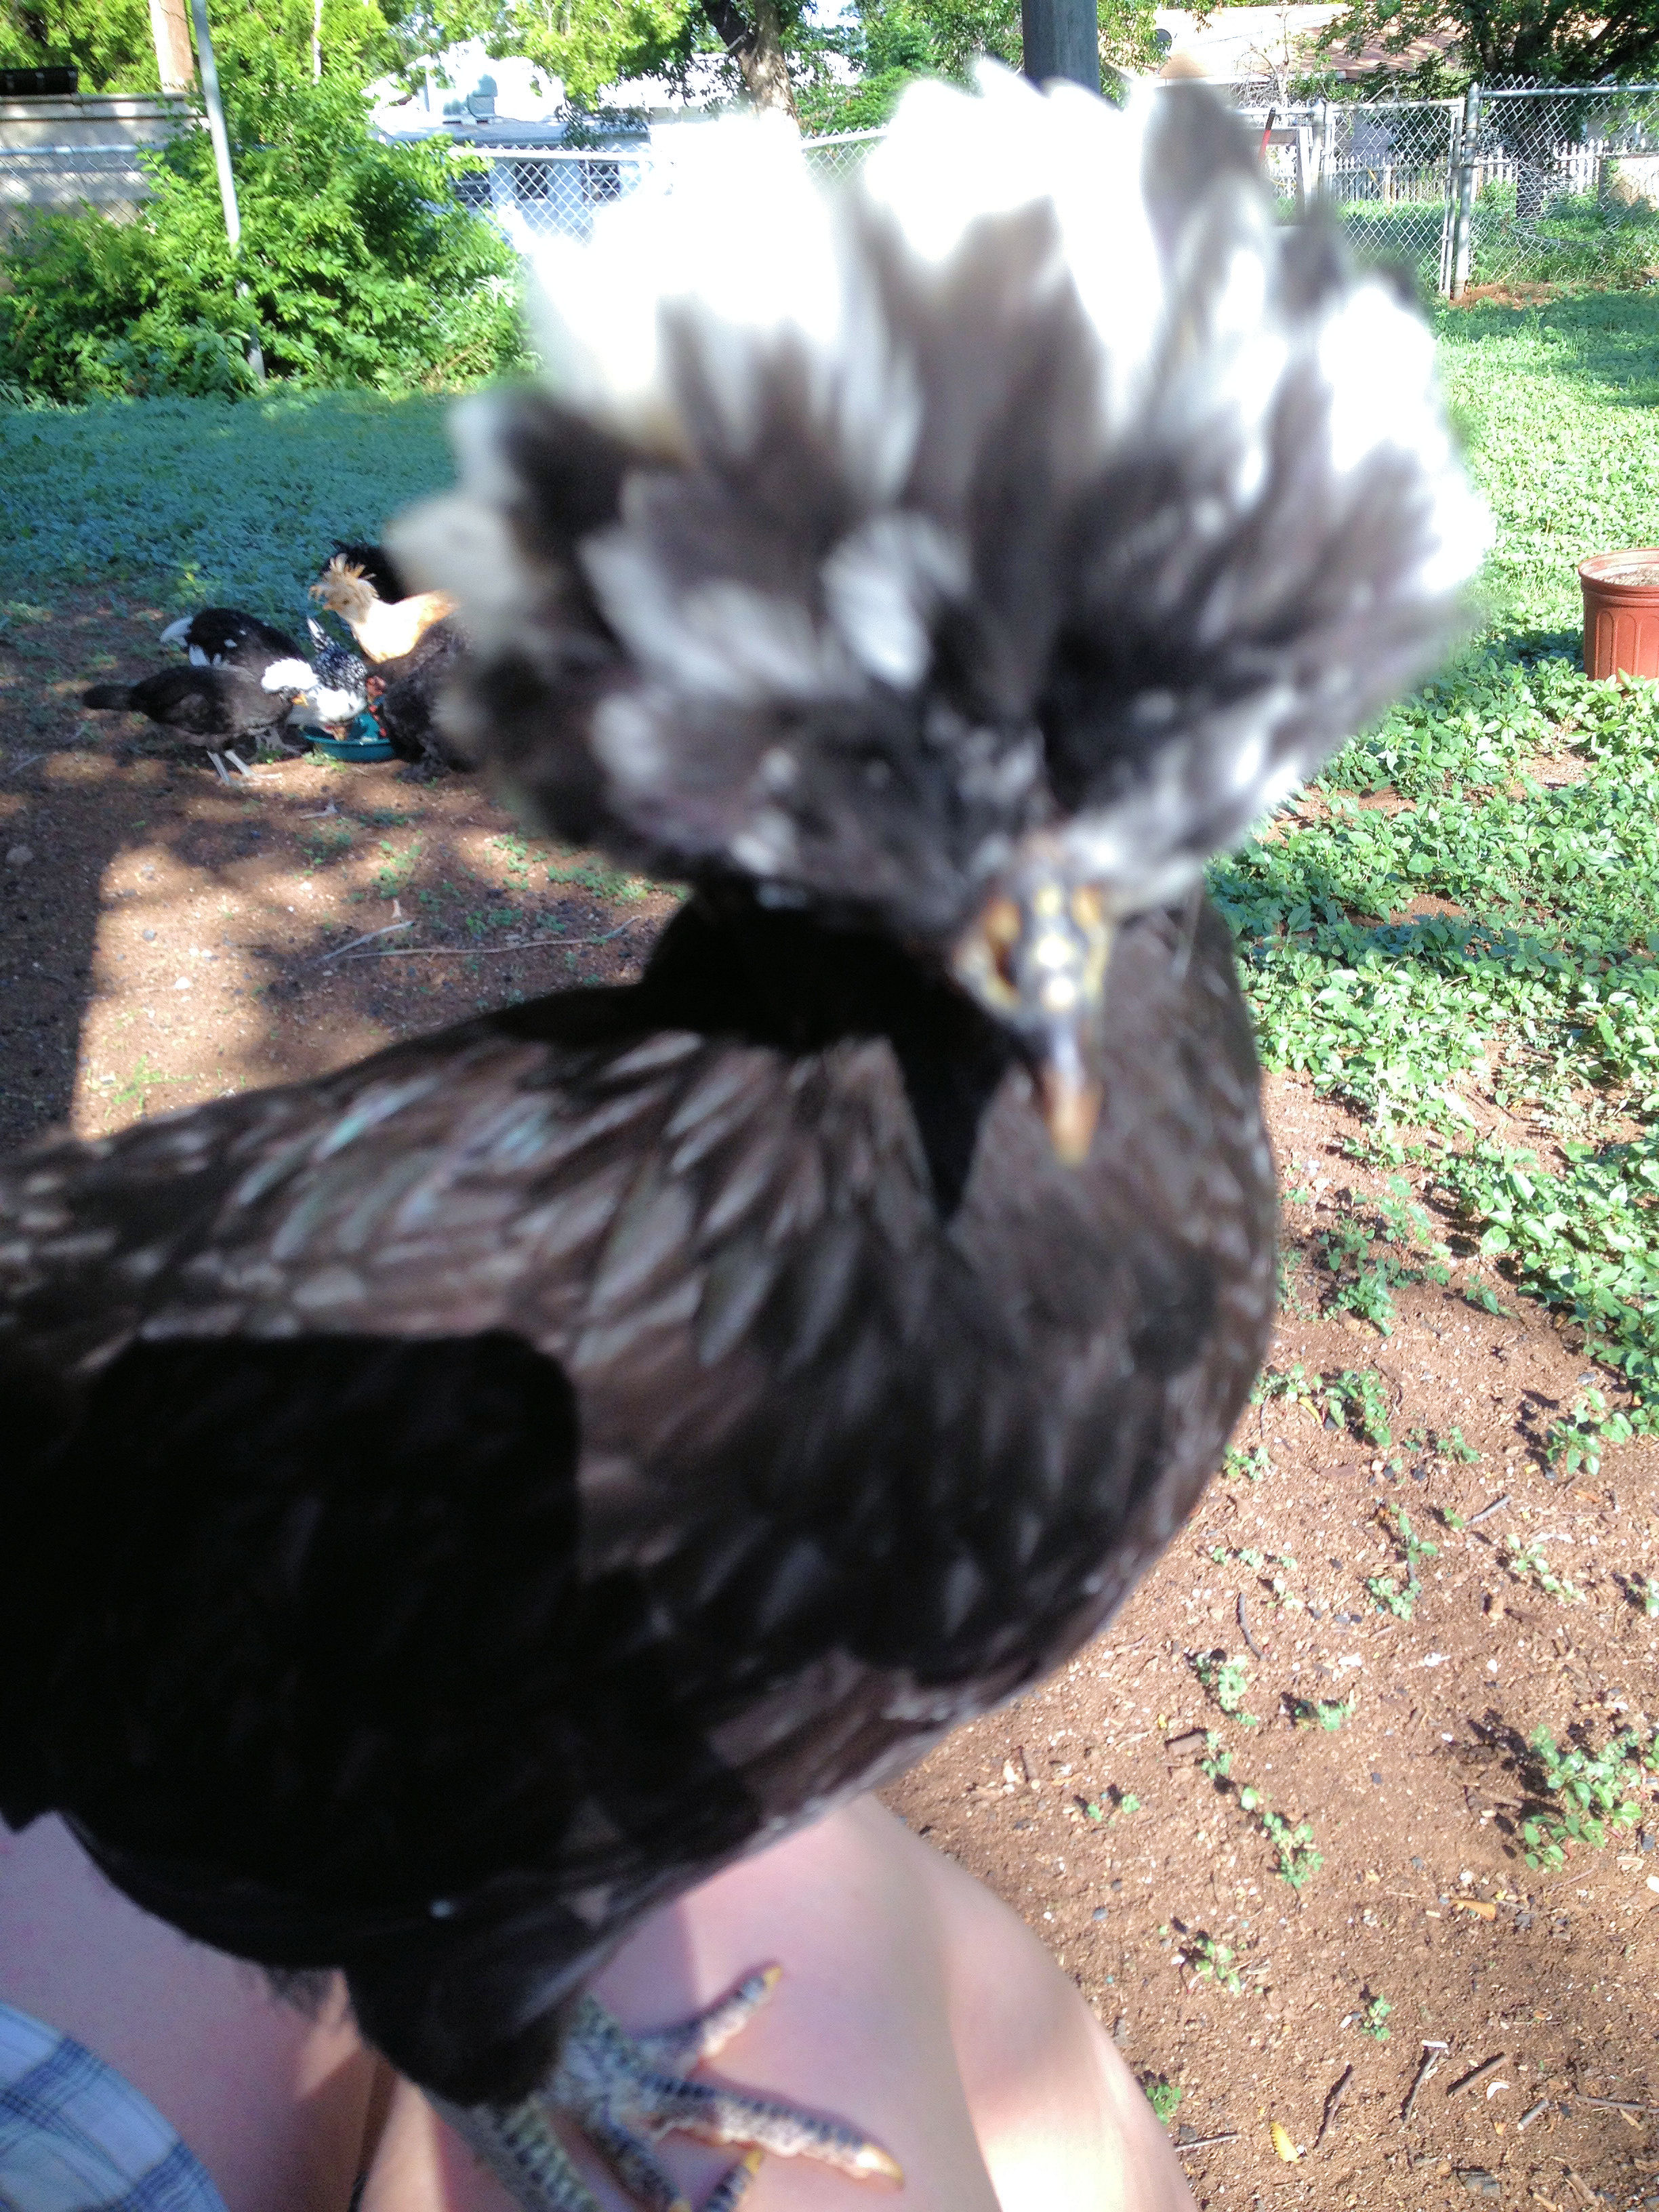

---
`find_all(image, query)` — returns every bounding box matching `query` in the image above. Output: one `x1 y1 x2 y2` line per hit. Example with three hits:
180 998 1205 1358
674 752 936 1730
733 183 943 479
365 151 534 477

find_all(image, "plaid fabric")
0 2003 228 2212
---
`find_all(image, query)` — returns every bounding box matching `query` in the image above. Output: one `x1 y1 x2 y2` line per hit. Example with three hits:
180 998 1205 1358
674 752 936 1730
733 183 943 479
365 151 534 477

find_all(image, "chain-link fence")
1244 99 1459 290
1231 83 1659 295
456 90 1659 294
7 87 1659 294
445 145 654 243
449 126 883 245
1459 85 1659 290
0 140 159 223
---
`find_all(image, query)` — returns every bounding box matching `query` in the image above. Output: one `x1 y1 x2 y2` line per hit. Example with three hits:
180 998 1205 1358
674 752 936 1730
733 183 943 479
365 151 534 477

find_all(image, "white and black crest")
394 68 1488 940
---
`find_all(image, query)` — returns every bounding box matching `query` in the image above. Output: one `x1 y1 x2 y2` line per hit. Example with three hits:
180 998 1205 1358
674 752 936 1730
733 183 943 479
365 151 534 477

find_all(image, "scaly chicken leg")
435 1968 899 2212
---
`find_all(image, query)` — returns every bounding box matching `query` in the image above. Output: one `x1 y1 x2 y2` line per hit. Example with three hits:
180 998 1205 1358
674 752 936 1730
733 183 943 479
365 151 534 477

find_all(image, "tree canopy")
0 0 405 89
2 0 1161 117
1319 0 1659 87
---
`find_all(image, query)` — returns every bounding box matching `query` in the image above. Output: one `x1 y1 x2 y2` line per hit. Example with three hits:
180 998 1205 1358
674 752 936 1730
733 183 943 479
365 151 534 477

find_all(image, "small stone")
142 929 157 941
5 844 33 867
1455 2169 1500 2197
1092 1905 1109 1921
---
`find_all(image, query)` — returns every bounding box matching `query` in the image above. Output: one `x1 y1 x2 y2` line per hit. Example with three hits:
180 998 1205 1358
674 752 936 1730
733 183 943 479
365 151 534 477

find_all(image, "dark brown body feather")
0 888 1271 2104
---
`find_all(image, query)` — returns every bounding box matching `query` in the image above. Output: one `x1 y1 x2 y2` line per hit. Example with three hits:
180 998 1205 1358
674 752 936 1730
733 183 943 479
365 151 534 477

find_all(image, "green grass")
1141 2075 1183 2123
1357 1992 1393 2041
1468 186 1659 294
1189 1650 1259 1727
1517 1723 1659 1869
1210 293 1659 1425
1433 291 1659 630
1364 1505 1439 1623
0 388 454 617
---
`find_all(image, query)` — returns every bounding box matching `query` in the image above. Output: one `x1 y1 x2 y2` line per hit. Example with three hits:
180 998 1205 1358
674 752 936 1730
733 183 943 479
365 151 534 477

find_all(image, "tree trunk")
701 0 798 116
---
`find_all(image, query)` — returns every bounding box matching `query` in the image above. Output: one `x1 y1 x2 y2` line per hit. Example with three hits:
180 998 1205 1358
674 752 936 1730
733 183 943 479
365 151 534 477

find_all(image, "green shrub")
0 75 525 400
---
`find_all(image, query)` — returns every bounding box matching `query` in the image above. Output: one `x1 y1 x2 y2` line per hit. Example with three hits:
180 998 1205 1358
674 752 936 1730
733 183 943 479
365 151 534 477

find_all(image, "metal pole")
1449 79 1481 300
186 0 264 382
1319 96 1334 201
1021 0 1100 94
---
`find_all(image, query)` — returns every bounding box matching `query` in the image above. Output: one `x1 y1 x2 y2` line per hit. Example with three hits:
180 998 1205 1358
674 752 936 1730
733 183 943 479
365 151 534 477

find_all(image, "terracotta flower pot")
1580 550 1659 680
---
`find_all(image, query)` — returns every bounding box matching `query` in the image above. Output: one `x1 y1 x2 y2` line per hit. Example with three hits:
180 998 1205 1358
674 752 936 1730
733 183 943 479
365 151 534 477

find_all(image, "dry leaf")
1271 2121 1301 2163
1452 1900 1498 1921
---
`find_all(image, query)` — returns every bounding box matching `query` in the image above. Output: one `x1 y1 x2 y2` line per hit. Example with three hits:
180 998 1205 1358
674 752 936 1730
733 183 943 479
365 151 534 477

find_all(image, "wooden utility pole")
1021 0 1100 92
146 0 194 94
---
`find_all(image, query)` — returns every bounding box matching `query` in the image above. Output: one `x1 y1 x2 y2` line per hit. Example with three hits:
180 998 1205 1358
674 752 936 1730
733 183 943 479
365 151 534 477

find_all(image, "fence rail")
0 140 161 217
4 89 1659 293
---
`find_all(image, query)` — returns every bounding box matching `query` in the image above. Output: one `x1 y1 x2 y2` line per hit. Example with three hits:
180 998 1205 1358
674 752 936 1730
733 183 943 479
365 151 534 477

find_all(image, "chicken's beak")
952 877 1116 1166
1036 1023 1103 1167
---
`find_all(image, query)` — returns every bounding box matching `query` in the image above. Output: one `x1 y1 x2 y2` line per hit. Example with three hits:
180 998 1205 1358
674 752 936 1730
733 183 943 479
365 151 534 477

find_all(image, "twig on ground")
1314 2064 1353 2151
1401 2041 1449 2124
335 921 640 962
307 920 414 967
1447 2053 1507 2102
1467 1494 1511 1526
1517 2098 1551 2131
1237 1592 1263 1658
1572 2094 1659 2115
1173 2133 1238 2153
1 753 45 777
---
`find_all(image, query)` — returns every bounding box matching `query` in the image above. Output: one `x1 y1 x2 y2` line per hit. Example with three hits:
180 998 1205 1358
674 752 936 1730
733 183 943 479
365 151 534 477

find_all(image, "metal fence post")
1447 79 1481 300
186 0 265 382
1438 101 1458 294
1021 0 1100 94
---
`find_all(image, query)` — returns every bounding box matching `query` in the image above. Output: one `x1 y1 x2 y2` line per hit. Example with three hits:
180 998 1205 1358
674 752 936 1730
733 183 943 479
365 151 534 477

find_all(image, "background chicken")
310 552 457 663
81 663 307 780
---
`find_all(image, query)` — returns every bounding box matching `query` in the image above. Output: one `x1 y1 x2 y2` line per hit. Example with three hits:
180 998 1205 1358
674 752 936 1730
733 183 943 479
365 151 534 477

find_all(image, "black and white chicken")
5 71 1485 2212
253 618 373 734
81 663 307 780
159 606 306 674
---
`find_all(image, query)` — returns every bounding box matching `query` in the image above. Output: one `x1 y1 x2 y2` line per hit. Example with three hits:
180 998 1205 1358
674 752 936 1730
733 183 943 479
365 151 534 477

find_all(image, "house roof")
1152 5 1457 83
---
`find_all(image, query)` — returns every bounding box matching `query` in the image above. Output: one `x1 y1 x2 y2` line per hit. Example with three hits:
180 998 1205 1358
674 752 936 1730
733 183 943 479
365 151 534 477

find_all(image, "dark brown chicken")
0 68 1484 2212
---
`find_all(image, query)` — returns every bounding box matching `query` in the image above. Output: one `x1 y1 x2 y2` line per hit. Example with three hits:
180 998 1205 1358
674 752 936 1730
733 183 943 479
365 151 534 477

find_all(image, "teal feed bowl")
302 711 394 762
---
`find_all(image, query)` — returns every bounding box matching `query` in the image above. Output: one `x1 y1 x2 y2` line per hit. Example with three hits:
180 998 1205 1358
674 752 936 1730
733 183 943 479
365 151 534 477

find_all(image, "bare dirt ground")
7 592 1659 2212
